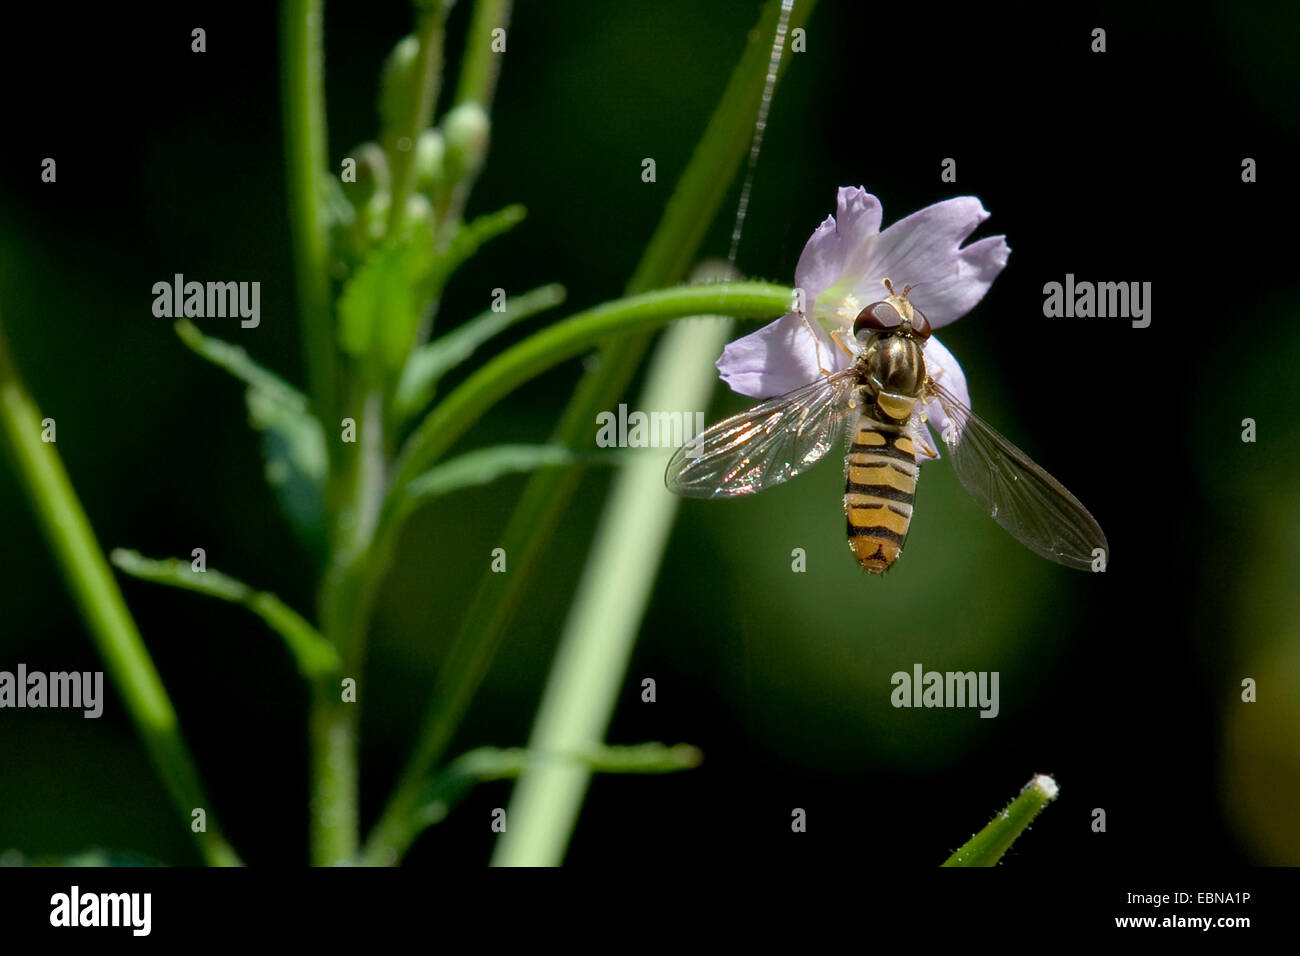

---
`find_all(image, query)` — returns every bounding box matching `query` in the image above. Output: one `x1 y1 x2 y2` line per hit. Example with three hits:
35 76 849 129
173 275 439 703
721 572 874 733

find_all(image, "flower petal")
793 187 883 300
716 311 842 398
915 334 970 457
853 196 1009 330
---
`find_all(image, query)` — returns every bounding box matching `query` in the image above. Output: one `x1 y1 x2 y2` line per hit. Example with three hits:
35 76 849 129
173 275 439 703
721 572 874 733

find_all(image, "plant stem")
387 282 791 506
283 0 372 864
308 677 359 866
357 284 788 865
281 0 339 445
360 0 813 867
434 0 512 242
454 0 511 109
313 384 386 865
386 0 452 237
491 313 734 866
942 774 1060 867
494 0 804 863
0 318 241 867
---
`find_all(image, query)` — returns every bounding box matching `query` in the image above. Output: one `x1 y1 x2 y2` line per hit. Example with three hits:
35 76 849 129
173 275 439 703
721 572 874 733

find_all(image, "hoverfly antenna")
882 278 896 295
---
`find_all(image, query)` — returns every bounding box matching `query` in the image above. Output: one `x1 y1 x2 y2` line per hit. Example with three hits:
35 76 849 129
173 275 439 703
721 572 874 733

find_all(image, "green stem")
283 0 368 865
492 0 807 863
386 0 452 236
281 0 339 446
942 774 1060 867
0 319 241 867
454 0 511 109
308 677 359 866
360 0 813 867
429 0 513 266
387 282 790 507
357 284 788 866
312 383 386 865
492 313 734 866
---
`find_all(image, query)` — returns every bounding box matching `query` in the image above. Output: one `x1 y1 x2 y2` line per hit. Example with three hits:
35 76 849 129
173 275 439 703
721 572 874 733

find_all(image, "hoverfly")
665 280 1107 573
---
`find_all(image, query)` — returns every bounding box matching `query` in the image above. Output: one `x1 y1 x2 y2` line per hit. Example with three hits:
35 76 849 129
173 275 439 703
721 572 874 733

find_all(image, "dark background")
1 0 1297 868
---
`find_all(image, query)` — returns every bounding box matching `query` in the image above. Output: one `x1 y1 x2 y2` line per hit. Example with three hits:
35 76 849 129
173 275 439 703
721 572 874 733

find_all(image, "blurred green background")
1 0 1297 865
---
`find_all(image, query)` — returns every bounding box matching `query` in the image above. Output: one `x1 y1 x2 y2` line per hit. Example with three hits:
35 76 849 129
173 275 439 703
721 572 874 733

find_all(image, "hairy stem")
943 774 1060 867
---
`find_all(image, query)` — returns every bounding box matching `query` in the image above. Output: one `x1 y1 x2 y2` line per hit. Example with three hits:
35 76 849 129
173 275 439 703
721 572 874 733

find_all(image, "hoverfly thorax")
852 281 930 424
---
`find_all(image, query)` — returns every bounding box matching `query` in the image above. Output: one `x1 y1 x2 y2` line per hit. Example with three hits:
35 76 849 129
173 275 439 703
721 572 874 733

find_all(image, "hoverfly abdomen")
843 423 919 573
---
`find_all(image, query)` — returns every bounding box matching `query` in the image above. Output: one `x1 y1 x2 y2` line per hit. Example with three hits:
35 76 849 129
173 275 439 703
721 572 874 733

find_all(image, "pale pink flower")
716 187 1010 456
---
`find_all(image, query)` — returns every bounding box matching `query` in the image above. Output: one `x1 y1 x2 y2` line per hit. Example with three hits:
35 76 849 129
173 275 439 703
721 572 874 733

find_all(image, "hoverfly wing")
928 379 1108 570
666 369 860 499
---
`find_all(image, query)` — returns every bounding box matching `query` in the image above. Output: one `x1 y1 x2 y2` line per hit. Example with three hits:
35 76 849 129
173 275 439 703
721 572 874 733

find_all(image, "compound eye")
852 301 902 336
910 307 932 339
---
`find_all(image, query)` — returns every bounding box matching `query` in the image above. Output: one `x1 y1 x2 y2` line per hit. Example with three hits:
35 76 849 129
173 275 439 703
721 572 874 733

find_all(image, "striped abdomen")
844 419 919 574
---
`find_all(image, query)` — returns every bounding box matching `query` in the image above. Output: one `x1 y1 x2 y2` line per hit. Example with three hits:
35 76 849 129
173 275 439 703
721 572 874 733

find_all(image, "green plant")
0 0 1057 867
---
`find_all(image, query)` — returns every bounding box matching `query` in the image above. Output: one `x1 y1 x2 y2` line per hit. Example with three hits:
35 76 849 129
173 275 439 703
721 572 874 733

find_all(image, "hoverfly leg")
829 328 855 358
799 312 835 376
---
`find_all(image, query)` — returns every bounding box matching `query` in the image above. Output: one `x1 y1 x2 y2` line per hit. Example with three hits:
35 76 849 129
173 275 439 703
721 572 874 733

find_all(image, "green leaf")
942 774 1060 867
404 443 619 504
337 237 438 371
246 385 329 557
393 282 565 420
110 549 340 680
174 319 308 407
432 203 525 286
417 743 700 828
175 320 328 557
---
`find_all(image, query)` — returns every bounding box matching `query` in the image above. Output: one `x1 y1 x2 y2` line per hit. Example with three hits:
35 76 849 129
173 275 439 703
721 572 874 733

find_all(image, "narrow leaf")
175 321 328 557
435 203 525 281
174 319 307 409
942 774 1060 867
110 549 339 679
394 282 565 420
405 443 619 503
245 387 328 556
415 743 700 827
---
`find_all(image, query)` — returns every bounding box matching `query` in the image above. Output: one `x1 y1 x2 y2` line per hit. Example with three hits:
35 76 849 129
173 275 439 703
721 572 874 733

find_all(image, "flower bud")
346 142 390 208
412 129 446 198
379 35 420 149
441 102 490 185
404 193 435 235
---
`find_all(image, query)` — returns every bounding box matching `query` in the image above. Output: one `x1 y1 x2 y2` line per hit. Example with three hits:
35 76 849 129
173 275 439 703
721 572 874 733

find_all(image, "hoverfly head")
853 279 932 344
